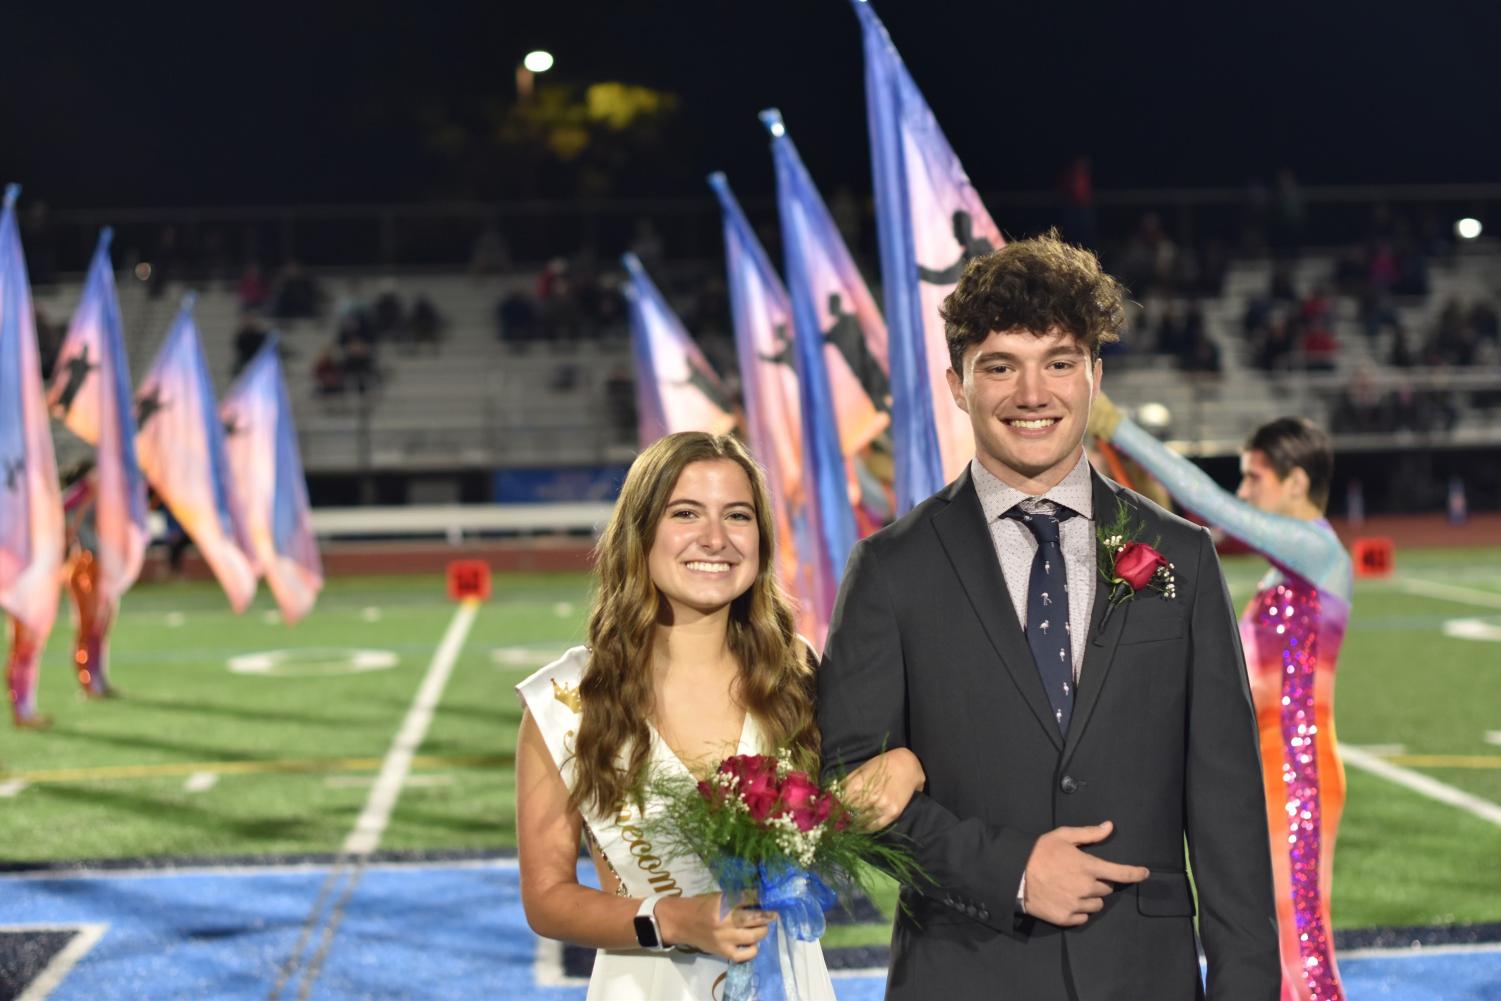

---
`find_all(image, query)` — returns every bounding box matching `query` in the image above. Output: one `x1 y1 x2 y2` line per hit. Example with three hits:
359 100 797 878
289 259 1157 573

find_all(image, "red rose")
777 772 824 831
1113 542 1168 590
718 754 777 786
740 769 780 821
789 791 837 833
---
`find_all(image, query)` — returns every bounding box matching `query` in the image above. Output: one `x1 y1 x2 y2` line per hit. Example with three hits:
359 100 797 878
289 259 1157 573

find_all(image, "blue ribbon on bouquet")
712 858 838 1001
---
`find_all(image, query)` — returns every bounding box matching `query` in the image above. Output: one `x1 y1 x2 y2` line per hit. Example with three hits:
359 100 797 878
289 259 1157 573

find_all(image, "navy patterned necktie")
1004 503 1078 735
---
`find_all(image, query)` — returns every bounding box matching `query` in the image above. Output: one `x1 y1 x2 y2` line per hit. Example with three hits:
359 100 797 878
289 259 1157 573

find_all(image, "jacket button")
1059 775 1079 794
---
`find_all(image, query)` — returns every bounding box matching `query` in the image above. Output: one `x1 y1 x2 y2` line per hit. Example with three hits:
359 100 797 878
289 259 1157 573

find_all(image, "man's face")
1236 449 1301 515
946 327 1101 492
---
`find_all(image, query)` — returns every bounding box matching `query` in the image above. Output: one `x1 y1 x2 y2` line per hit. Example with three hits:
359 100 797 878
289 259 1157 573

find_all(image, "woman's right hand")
656 892 776 962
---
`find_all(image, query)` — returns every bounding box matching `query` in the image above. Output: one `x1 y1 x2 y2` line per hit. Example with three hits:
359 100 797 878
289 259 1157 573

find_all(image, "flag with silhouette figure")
762 109 871 632
0 183 63 639
621 252 736 448
136 294 257 612
709 170 826 646
46 227 149 602
856 0 999 511
220 336 322 624
759 109 889 462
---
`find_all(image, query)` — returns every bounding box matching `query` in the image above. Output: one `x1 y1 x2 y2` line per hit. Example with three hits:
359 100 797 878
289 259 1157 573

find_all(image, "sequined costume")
1113 417 1350 1001
63 476 116 697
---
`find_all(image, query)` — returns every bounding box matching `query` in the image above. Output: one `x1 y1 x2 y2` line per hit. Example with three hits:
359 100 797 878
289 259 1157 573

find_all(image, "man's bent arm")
818 539 1033 933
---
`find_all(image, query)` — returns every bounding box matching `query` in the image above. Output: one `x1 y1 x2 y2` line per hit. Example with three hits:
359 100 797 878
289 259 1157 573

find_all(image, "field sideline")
2 548 1499 938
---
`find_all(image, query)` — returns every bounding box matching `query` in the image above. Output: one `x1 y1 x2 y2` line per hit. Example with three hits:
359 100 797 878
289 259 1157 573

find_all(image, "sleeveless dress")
518 647 837 1001
1112 417 1351 1001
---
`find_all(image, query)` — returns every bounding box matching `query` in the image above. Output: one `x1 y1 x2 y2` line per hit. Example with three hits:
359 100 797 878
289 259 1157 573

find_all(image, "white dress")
518 647 837 1001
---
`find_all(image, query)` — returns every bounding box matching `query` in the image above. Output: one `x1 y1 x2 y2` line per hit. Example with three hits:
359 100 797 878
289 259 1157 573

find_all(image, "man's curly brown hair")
939 230 1127 373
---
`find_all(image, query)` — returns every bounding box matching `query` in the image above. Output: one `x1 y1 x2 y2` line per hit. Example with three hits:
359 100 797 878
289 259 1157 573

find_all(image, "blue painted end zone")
1 863 1498 1000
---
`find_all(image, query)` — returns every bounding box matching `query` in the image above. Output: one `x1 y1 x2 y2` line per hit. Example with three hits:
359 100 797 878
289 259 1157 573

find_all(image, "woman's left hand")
843 747 926 830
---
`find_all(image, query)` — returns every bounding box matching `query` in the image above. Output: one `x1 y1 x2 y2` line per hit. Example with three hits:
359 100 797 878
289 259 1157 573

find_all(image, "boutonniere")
1097 507 1176 631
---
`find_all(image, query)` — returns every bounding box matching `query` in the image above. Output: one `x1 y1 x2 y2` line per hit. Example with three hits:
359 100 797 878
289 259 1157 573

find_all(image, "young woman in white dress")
517 431 924 1001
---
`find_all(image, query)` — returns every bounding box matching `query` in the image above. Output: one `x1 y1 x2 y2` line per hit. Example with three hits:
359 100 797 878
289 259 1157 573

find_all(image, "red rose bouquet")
643 751 922 1000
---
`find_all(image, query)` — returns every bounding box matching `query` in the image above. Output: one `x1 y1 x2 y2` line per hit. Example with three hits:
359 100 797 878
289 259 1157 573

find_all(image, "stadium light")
1136 402 1172 431
517 50 554 102
1455 217 1483 240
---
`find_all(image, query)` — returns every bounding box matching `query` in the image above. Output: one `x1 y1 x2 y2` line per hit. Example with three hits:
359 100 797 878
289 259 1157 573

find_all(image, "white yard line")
270 599 481 1001
1341 744 1501 827
0 779 27 798
15 923 108 1001
341 599 478 856
1391 576 1501 611
183 771 218 793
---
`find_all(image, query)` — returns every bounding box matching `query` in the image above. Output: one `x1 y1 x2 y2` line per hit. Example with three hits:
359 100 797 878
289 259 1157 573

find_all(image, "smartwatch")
633 895 672 951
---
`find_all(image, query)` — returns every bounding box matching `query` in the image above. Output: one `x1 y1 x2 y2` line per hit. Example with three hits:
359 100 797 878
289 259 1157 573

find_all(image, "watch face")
633 914 661 949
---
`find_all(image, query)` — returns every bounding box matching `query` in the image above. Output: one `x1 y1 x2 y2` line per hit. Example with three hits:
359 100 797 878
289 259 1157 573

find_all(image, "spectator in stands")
312 345 345 397
1366 239 1399 292
1330 369 1392 434
238 262 270 312
1300 321 1339 373
497 290 538 349
1257 317 1296 371
373 281 406 342
272 261 324 319
337 310 379 394
1118 212 1177 296
410 295 444 352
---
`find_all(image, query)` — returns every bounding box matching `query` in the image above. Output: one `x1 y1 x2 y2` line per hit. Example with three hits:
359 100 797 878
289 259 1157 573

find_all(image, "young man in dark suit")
818 233 1279 1000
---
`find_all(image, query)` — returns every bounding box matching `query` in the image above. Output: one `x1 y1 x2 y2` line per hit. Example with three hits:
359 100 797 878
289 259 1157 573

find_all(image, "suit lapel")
932 470 1064 751
1060 470 1132 770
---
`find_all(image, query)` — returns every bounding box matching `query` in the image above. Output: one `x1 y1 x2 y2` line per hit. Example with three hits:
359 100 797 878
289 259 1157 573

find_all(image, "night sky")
3 1 1498 210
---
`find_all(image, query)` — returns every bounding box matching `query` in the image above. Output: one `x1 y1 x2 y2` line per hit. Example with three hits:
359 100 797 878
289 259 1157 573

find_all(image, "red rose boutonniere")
1097 514 1177 630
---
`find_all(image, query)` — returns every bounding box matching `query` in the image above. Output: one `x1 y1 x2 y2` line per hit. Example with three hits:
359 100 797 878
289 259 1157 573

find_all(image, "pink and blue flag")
136 294 257 612
856 0 998 510
46 228 150 601
758 109 889 461
761 110 864 627
621 252 736 447
0 184 63 638
709 171 825 646
221 336 322 624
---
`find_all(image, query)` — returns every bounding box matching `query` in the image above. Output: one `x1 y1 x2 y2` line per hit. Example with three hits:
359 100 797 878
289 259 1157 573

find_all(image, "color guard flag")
0 183 63 638
46 228 150 601
761 110 864 627
856 0 998 510
136 294 257 612
220 336 322 624
758 109 889 460
709 171 824 645
621 251 736 446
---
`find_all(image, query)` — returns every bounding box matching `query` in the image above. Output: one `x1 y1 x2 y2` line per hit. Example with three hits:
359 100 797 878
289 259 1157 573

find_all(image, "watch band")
633 894 671 951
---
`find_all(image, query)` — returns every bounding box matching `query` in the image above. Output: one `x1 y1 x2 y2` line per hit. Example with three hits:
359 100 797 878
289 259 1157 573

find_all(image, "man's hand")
1022 820 1149 926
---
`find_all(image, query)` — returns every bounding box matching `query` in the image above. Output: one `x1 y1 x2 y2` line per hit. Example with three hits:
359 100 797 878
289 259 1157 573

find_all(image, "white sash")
519 647 760 901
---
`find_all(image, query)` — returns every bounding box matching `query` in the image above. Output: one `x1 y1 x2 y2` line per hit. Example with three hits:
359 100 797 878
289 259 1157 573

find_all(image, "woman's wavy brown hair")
568 431 819 819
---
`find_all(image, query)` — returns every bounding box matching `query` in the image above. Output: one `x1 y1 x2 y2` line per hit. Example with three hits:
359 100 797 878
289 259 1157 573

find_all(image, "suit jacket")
818 466 1279 1001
